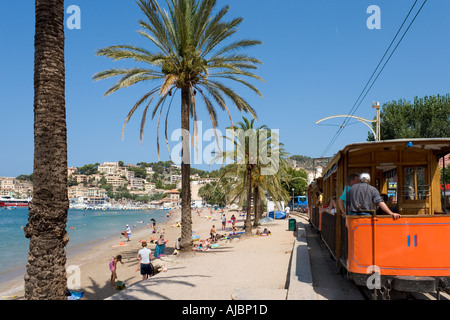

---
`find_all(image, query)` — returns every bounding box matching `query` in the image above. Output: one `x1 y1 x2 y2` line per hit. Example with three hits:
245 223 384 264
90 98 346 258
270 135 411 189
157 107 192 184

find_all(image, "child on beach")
210 225 216 242
109 255 124 286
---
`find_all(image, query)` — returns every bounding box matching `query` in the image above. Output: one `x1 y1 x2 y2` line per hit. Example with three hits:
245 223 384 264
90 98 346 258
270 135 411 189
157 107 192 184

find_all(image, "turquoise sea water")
0 207 168 277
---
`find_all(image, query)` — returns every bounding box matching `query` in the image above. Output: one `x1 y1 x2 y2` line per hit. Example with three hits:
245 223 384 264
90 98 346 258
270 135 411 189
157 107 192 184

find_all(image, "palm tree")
215 117 291 230
93 0 263 250
214 117 271 235
24 0 69 300
251 141 291 226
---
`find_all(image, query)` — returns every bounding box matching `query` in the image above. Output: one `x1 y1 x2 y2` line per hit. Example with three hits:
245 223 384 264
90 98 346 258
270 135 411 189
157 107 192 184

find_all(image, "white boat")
0 195 31 207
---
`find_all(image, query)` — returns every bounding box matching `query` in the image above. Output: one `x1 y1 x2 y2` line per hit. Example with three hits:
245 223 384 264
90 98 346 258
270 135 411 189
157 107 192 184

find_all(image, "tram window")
403 166 427 200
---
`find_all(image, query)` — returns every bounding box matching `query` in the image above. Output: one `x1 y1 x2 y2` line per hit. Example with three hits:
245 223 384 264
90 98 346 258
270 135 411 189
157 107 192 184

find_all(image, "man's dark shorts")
140 263 153 275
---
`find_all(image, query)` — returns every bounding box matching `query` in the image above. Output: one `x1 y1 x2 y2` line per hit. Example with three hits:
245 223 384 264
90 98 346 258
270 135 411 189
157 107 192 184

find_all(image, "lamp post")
316 102 381 141
292 188 295 211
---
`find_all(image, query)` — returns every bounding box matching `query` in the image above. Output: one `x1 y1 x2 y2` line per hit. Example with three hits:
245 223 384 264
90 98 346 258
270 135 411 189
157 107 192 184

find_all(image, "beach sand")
0 208 297 300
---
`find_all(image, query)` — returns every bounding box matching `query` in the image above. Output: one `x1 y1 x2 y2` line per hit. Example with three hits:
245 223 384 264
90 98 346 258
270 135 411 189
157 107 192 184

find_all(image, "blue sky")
1 0 449 177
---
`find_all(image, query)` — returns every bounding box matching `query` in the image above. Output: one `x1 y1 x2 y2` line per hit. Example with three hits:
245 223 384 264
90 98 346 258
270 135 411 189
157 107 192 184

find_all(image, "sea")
0 207 169 285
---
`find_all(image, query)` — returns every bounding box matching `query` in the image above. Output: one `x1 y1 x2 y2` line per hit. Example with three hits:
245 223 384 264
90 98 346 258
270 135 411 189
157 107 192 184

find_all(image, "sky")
1 0 449 177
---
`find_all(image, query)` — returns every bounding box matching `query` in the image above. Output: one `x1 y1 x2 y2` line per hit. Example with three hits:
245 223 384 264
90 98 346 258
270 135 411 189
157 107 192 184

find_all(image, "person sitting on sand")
200 238 212 251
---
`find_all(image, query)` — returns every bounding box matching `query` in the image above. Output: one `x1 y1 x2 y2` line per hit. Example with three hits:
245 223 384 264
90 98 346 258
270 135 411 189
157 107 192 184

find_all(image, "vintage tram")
307 138 450 299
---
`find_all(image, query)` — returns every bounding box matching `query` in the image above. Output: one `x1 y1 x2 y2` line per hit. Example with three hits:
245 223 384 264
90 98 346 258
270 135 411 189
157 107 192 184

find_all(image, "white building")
98 162 119 175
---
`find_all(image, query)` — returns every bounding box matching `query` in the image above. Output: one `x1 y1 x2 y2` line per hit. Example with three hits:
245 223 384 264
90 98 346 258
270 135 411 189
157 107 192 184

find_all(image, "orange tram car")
307 138 450 299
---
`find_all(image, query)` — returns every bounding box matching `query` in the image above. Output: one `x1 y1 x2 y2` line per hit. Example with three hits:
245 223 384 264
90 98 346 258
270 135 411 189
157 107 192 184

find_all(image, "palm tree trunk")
253 185 262 227
180 87 192 251
245 164 253 235
24 0 69 300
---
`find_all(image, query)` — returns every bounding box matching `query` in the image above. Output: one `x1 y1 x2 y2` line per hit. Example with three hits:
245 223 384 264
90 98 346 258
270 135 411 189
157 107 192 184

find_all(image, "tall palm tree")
24 0 69 300
93 0 263 250
216 117 291 230
214 117 271 235
251 141 291 226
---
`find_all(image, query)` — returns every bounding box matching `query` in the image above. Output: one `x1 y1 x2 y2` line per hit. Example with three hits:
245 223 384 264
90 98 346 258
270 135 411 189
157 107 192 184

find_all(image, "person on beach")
121 224 131 241
230 214 236 228
221 214 226 230
136 241 153 280
154 235 166 259
210 225 216 242
109 255 123 286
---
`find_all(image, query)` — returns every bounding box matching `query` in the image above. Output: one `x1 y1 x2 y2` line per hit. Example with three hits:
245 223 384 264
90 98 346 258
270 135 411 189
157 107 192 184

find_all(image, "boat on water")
0 195 31 207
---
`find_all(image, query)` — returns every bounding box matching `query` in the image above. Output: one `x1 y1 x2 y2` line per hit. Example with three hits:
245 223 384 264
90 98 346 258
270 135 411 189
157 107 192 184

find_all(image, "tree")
282 167 308 196
93 0 263 250
215 117 265 235
214 117 288 233
198 180 228 207
368 94 450 141
441 164 450 184
78 163 99 175
251 141 291 226
24 0 69 300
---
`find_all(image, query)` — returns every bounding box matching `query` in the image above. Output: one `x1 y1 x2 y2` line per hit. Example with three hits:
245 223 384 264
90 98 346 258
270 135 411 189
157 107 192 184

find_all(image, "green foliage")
138 161 174 174
198 181 228 207
128 166 147 179
368 94 450 141
16 174 33 182
93 0 263 156
282 167 308 196
77 163 99 175
441 164 450 184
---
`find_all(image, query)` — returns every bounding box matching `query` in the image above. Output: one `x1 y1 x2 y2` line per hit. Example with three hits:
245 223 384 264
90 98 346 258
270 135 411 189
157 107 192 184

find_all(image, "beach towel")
154 243 165 259
67 291 84 300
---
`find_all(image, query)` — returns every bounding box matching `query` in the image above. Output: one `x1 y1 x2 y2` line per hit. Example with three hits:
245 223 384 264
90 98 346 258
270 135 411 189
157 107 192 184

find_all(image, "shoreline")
0 208 181 299
0 208 297 300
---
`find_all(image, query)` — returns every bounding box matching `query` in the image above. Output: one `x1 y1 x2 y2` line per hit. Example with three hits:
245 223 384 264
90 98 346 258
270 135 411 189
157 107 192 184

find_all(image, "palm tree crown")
93 0 263 149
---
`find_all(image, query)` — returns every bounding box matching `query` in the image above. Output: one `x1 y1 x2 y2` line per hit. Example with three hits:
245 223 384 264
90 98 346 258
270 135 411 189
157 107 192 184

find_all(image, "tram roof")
342 138 450 154
322 138 450 176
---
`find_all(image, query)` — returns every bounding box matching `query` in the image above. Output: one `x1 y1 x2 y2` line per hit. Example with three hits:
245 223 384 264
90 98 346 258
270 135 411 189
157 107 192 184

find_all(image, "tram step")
393 276 436 293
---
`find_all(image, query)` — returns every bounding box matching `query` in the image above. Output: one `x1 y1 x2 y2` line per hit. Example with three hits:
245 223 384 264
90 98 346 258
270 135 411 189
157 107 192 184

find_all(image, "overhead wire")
320 0 428 157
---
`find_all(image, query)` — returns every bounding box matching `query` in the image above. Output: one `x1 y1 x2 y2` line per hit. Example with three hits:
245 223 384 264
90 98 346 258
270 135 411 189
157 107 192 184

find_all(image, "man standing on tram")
347 173 401 220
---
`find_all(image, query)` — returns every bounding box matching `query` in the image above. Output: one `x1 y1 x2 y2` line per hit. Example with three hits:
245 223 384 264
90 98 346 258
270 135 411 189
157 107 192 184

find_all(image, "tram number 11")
407 235 418 247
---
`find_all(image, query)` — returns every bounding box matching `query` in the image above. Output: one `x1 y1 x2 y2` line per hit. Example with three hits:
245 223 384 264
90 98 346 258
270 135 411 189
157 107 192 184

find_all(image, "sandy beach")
0 208 297 300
